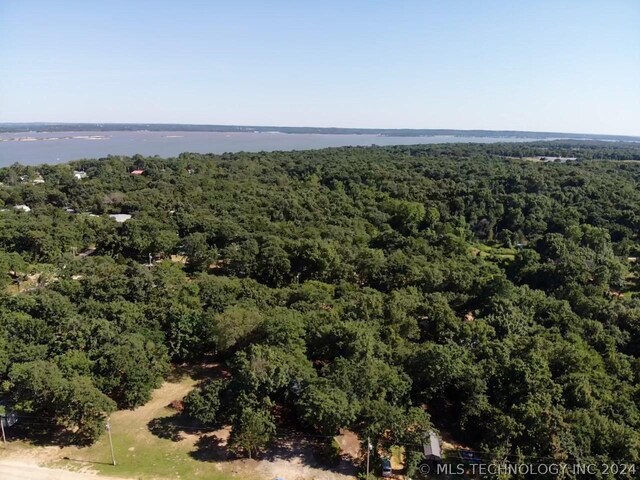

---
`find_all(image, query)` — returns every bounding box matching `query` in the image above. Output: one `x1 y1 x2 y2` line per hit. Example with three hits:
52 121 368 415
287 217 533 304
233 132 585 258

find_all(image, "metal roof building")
423 431 442 461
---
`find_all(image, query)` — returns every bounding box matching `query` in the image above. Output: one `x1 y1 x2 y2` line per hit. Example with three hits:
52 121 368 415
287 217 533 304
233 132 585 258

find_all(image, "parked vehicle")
381 458 392 477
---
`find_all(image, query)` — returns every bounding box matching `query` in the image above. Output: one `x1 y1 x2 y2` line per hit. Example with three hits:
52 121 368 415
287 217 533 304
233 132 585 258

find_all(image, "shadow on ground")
166 361 231 383
189 434 230 462
148 366 359 477
62 456 113 466
6 423 94 448
187 431 359 476
147 413 211 442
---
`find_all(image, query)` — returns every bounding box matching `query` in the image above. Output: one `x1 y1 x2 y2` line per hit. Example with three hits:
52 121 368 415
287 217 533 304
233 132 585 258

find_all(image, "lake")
0 130 547 166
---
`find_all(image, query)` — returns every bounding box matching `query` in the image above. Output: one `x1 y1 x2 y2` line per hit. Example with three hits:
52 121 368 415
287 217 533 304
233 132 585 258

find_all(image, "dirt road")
0 460 123 480
0 460 127 480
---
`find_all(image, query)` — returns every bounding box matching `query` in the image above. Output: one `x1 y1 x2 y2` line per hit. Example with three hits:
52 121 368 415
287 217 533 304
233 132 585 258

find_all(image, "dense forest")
1 142 640 478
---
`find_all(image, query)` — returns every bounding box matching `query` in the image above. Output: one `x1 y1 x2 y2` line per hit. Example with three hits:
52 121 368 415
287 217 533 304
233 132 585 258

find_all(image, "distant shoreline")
0 132 563 144
1 123 638 143
2 129 640 167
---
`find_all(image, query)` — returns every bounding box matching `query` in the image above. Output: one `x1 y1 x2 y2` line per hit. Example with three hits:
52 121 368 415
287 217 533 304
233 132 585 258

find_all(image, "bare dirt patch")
0 460 127 480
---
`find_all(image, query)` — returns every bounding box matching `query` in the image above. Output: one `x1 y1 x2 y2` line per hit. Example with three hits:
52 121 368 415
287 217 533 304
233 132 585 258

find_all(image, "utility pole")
366 437 371 480
1 416 6 446
106 418 116 466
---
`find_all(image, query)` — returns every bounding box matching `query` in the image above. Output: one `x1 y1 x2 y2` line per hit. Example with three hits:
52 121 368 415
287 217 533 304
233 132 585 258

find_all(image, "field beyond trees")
1 141 640 479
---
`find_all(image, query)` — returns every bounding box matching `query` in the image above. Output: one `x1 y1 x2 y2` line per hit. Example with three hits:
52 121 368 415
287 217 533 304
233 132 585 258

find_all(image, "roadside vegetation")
1 142 640 479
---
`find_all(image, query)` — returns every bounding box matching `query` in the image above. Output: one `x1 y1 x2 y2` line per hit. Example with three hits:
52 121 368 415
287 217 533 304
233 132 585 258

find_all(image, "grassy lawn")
46 369 239 480
1 366 353 480
470 243 517 261
622 282 639 298
621 262 639 298
56 430 226 479
389 445 404 474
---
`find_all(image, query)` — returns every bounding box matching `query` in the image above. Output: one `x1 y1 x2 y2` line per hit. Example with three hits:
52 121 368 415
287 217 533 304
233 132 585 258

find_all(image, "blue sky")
1 0 639 135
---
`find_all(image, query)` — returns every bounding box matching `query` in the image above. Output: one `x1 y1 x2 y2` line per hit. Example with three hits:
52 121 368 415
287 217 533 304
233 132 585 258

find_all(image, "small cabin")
130 169 145 176
109 213 132 223
423 431 442 462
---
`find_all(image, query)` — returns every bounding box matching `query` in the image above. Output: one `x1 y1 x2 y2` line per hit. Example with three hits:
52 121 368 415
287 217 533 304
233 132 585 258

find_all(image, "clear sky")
1 0 639 135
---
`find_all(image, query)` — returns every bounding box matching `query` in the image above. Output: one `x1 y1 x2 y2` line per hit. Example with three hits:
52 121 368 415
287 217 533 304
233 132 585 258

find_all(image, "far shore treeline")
0 142 640 473
1 123 640 142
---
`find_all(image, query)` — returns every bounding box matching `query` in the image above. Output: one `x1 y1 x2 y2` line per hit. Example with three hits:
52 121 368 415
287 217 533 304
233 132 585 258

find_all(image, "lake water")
0 130 545 166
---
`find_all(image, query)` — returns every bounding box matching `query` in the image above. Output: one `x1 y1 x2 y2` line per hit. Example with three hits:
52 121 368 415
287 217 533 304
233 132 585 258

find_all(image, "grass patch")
389 445 404 473
470 243 516 261
52 429 233 479
1 365 353 480
46 370 238 480
622 267 639 298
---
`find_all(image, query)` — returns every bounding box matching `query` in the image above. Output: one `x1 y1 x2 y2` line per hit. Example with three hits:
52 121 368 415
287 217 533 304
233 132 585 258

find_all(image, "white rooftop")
423 431 442 459
108 213 132 223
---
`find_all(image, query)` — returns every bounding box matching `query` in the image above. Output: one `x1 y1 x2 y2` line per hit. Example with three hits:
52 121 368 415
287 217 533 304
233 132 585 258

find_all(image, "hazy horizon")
1 1 639 136
1 122 639 139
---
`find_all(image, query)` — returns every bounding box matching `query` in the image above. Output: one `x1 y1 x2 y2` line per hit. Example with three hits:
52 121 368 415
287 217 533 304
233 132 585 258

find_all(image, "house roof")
108 213 132 223
130 169 145 175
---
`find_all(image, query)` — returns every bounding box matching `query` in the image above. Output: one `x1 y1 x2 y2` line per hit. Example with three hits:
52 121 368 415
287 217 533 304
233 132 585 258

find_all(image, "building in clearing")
109 213 132 223
423 431 442 462
539 156 577 163
14 204 31 212
73 170 88 180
